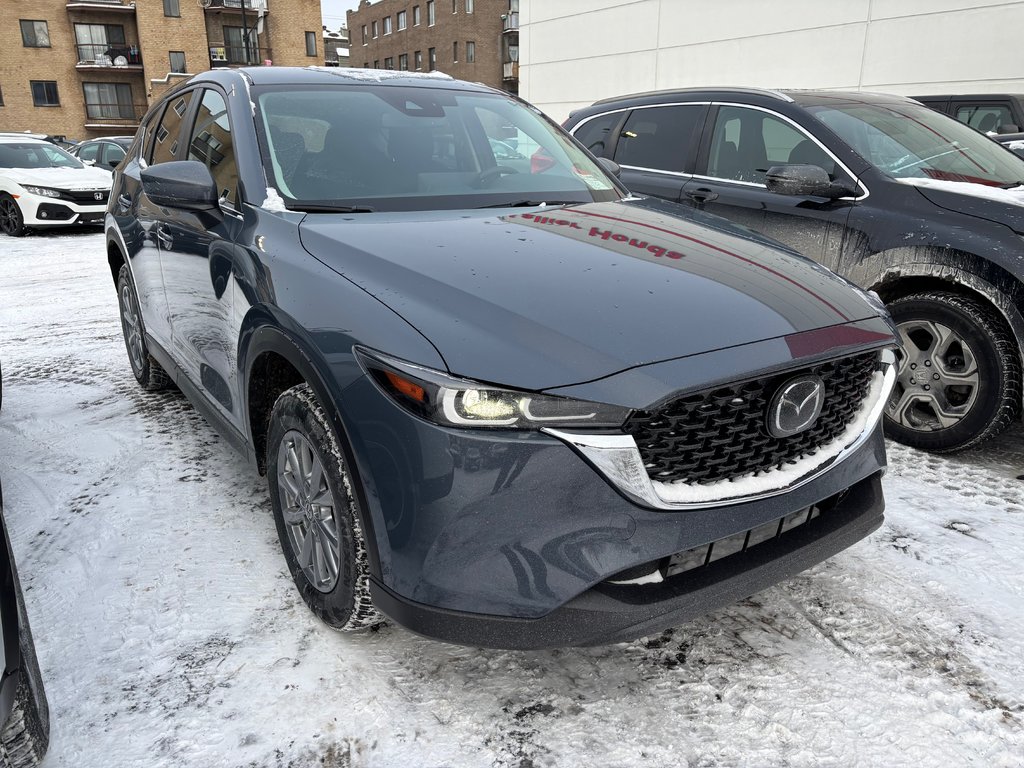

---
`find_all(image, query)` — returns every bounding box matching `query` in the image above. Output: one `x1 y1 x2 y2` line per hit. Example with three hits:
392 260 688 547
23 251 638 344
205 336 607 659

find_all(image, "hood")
899 177 1024 233
297 198 882 391
4 165 112 190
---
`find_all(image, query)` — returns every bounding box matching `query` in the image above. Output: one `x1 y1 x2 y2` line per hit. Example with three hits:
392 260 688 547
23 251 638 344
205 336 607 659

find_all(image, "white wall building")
520 0 1024 122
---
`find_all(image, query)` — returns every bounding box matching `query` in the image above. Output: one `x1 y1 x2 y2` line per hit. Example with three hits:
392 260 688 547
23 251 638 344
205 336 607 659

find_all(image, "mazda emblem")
767 375 825 438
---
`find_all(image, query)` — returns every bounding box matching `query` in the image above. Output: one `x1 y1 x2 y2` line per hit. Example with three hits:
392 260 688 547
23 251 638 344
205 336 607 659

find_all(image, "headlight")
356 348 630 430
21 186 61 198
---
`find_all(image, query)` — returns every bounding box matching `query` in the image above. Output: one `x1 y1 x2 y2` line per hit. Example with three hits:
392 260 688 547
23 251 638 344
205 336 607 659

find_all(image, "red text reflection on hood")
519 213 687 260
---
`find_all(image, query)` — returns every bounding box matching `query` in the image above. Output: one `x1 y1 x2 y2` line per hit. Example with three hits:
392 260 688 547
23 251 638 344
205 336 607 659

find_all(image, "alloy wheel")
276 429 342 593
0 198 21 235
887 318 980 431
119 283 145 374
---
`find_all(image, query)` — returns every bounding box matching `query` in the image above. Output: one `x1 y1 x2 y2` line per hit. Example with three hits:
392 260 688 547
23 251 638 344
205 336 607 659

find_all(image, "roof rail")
592 86 794 106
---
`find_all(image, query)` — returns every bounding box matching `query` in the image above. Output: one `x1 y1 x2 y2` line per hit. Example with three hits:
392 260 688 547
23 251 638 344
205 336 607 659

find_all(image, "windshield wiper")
998 181 1024 189
288 204 376 213
475 199 580 209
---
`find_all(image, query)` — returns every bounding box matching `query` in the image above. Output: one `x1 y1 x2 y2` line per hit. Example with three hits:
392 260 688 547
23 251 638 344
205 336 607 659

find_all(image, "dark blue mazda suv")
105 67 897 648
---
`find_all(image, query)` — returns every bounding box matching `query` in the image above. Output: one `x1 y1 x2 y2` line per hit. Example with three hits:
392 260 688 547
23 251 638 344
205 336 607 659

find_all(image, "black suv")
565 88 1024 452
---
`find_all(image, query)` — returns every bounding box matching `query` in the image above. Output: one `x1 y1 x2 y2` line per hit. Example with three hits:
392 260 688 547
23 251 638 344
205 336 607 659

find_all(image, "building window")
397 11 407 30
163 0 180 17
427 1 435 26
74 24 130 64
83 82 134 120
414 50 422 70
374 59 379 68
413 5 421 25
364 62 369 68
384 56 394 69
452 41 458 62
20 20 50 48
30 81 59 107
305 31 317 56
224 26 258 64
466 0 474 12
452 0 457 12
169 51 187 73
383 16 392 35
428 47 436 70
361 25 367 44
466 41 475 62
0 87 5 107
399 53 408 70
372 21 378 38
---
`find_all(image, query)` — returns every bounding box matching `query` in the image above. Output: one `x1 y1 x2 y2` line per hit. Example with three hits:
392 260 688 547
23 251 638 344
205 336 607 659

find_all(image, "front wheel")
883 291 1021 452
0 195 26 238
267 384 381 631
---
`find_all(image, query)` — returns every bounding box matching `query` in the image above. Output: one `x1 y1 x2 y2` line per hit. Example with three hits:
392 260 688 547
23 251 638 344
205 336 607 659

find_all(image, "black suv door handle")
155 226 173 249
117 193 131 210
686 187 719 204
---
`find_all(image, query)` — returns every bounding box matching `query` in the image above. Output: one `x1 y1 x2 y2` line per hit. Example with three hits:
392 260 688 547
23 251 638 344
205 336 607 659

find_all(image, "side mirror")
597 157 621 178
765 164 853 200
141 160 218 210
997 123 1020 135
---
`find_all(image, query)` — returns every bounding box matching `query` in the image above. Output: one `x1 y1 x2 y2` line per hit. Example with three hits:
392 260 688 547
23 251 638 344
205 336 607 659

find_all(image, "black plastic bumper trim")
369 471 885 649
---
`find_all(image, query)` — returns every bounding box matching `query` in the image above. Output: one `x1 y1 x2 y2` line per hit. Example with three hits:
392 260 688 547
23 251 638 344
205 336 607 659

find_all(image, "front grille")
62 189 108 205
623 352 877 485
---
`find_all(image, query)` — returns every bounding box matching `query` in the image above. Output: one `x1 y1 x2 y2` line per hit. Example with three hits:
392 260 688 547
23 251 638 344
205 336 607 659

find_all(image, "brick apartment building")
0 0 323 140
348 0 519 93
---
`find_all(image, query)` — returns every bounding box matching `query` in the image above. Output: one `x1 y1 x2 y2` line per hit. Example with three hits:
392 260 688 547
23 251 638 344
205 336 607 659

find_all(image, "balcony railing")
203 0 269 11
503 62 519 81
66 0 135 10
76 43 142 68
84 102 148 128
209 44 272 66
502 12 519 31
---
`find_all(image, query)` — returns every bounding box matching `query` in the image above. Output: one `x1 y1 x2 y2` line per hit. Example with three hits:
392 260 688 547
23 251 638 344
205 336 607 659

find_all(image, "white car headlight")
21 186 62 199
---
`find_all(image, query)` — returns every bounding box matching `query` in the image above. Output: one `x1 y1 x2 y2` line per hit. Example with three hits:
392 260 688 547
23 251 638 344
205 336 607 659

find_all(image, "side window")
614 105 703 172
78 143 100 162
572 111 622 158
103 142 126 168
955 105 1013 133
150 90 194 165
707 106 835 183
187 89 238 205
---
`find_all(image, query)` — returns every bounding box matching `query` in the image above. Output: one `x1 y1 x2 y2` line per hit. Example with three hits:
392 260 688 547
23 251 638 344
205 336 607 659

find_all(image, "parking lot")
1 230 1022 767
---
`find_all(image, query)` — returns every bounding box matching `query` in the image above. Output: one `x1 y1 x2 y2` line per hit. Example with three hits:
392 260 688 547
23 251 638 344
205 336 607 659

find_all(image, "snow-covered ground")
0 231 1022 768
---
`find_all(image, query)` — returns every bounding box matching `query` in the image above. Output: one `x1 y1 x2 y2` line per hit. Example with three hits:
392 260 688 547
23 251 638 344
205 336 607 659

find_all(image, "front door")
690 104 859 274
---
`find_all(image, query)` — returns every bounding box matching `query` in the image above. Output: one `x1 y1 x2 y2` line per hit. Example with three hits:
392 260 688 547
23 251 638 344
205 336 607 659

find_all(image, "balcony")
502 12 519 31
503 62 519 81
83 102 148 130
66 0 135 12
203 0 269 12
76 43 143 70
208 44 272 67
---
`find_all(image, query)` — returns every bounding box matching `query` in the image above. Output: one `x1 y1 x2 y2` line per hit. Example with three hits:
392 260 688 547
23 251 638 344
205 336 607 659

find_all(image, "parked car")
913 93 1024 135
70 137 134 174
107 67 897 649
565 88 1024 453
0 365 51 767
0 137 112 237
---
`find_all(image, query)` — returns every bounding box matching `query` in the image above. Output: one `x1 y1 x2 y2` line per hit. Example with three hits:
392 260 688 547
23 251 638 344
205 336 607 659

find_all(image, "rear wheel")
267 384 381 631
116 264 170 391
0 195 26 238
883 291 1021 452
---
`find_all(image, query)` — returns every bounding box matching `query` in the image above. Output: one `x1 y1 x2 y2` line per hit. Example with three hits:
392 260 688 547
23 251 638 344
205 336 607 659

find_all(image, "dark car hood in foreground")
298 198 882 391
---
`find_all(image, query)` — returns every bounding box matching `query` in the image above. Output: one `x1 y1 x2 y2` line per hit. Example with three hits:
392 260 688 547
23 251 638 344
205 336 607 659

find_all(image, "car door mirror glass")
997 123 1020 135
765 164 849 199
141 160 219 210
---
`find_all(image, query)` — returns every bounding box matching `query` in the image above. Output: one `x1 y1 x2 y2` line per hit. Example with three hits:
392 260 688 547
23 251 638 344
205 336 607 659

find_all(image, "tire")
116 264 170 391
883 291 1022 452
267 384 381 631
0 195 26 238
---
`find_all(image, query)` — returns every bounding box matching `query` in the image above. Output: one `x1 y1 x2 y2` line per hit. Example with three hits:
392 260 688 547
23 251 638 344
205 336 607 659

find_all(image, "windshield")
0 142 84 170
807 101 1024 187
253 84 621 211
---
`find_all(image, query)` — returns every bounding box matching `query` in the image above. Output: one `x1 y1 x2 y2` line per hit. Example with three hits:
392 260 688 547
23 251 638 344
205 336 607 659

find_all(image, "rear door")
571 104 707 203
689 103 860 273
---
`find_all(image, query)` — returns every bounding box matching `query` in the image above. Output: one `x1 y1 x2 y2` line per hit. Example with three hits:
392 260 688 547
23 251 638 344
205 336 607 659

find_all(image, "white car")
0 137 112 237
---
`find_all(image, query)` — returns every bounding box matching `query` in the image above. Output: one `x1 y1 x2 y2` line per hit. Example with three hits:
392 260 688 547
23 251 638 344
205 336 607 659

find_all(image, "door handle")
686 187 719 204
155 226 173 249
117 194 131 210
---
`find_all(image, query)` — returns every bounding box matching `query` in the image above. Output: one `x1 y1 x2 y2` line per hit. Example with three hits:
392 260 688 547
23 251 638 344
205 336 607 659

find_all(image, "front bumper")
370 470 884 649
18 191 106 227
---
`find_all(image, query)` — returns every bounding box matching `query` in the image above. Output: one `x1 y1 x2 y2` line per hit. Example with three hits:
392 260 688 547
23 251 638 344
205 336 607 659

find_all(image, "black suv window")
150 90 194 165
955 104 1013 133
187 88 238 205
613 105 702 173
708 105 835 184
572 111 622 158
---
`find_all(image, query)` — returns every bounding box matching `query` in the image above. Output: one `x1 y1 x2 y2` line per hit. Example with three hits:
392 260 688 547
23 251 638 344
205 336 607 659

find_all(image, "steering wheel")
474 165 519 188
